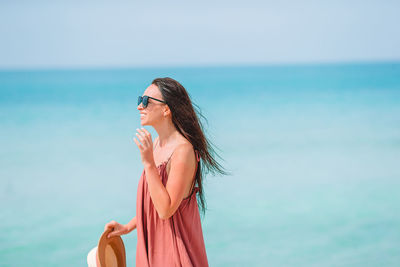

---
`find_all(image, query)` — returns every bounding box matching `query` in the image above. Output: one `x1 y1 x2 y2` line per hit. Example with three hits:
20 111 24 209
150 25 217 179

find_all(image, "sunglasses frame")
138 95 167 108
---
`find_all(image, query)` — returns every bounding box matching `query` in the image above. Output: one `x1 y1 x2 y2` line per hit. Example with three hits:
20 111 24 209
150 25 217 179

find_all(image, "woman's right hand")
104 220 129 239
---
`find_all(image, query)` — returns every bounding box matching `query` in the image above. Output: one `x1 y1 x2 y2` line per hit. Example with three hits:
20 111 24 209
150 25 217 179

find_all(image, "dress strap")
154 137 176 167
155 139 200 170
165 148 176 165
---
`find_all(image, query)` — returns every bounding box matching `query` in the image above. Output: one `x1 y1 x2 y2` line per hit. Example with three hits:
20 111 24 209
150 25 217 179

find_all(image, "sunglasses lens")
144 96 150 107
138 95 150 108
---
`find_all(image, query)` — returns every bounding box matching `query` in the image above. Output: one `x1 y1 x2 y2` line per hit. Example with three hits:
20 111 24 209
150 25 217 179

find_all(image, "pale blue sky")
0 0 399 69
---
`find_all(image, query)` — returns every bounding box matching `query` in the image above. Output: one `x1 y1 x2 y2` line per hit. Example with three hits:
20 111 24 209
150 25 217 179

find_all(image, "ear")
163 105 171 117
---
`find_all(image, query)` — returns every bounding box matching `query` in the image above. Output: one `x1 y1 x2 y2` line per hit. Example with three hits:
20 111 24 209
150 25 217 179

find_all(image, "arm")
125 216 137 233
144 144 197 220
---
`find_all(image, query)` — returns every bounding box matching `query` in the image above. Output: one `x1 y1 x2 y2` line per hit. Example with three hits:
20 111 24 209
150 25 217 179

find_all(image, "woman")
103 77 227 266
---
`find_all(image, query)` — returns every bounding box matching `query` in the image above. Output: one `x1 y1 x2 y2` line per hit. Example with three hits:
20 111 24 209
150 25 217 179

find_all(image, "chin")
140 118 148 126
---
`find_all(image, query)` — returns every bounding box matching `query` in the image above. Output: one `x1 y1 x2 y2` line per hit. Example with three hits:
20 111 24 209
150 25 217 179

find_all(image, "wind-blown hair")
152 77 229 216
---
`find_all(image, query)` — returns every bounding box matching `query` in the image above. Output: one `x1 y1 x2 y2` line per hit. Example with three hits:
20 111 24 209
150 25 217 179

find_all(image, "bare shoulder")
168 141 196 170
173 141 195 160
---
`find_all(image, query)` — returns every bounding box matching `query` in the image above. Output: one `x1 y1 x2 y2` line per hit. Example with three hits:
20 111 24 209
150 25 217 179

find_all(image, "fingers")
133 137 143 150
104 220 116 231
105 221 118 239
136 128 146 137
107 231 119 239
134 128 152 148
137 128 150 137
141 128 151 136
135 133 146 145
137 128 152 141
137 128 151 145
107 229 122 239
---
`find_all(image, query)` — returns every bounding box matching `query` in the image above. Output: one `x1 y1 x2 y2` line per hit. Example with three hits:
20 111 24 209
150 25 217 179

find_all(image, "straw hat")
88 228 126 267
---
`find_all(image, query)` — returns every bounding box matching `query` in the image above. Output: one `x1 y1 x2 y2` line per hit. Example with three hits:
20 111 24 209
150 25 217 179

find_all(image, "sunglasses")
137 95 167 108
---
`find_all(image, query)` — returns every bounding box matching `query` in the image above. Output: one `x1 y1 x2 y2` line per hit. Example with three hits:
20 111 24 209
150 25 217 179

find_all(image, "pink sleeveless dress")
135 148 209 267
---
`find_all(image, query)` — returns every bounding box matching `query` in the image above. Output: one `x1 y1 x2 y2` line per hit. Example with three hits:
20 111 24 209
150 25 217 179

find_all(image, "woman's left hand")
133 128 156 167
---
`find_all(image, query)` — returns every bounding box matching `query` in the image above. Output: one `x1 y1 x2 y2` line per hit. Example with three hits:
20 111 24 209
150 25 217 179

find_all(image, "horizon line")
1 59 399 72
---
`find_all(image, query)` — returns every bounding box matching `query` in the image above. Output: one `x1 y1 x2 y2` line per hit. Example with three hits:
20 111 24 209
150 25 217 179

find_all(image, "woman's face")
137 84 168 126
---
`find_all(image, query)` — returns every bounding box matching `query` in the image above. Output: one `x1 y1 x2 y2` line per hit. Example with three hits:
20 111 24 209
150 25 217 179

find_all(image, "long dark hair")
152 77 229 216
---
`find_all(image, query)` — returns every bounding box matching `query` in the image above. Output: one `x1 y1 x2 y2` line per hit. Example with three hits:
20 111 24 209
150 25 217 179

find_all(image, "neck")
153 118 179 147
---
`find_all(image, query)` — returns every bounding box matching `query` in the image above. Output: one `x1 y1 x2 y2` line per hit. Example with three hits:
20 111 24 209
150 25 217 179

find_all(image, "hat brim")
97 228 126 267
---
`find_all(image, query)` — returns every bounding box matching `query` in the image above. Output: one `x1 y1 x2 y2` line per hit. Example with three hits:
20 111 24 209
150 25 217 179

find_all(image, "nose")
137 103 144 110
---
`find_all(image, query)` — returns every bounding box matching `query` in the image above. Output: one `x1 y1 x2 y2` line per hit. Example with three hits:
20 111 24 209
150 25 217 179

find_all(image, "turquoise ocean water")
1 63 399 266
